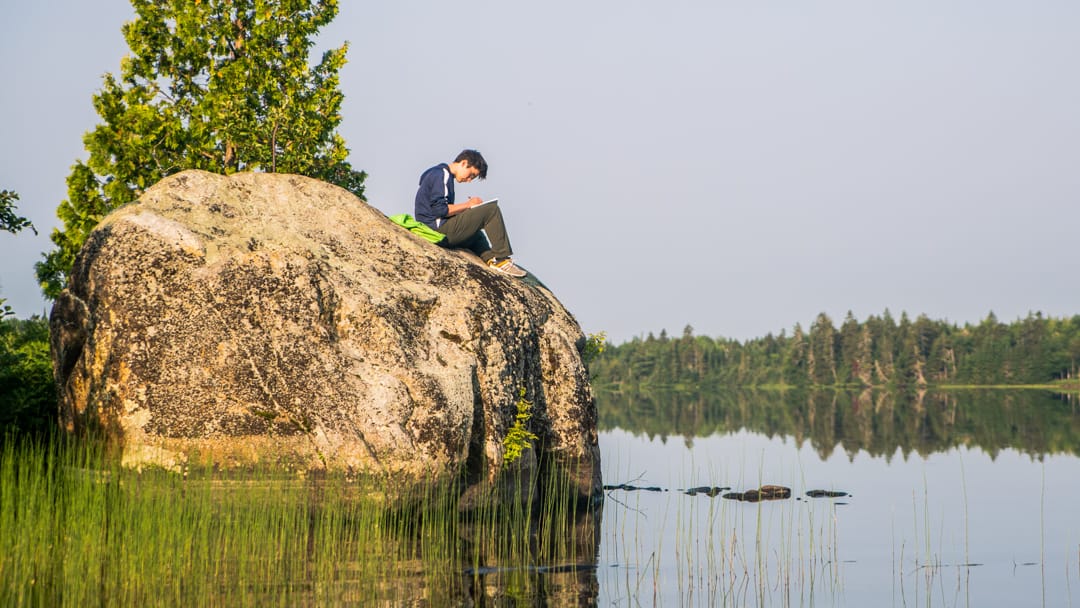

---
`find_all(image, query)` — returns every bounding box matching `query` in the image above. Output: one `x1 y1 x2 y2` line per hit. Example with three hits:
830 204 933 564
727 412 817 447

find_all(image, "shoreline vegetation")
588 310 1080 394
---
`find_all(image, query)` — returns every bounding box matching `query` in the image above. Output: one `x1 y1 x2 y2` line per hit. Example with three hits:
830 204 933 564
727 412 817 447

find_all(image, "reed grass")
596 441 849 608
0 435 596 606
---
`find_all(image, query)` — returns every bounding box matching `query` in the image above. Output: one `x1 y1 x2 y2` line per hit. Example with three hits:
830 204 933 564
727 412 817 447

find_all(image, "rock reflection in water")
462 506 602 606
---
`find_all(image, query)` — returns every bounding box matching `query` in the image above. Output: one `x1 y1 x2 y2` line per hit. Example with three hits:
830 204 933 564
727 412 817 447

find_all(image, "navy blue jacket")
414 163 454 229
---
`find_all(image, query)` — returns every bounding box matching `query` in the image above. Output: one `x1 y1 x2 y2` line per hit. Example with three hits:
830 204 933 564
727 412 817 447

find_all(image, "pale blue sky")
2 1 1078 342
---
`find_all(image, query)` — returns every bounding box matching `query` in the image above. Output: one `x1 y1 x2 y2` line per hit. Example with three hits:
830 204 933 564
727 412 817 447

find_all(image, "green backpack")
387 214 448 246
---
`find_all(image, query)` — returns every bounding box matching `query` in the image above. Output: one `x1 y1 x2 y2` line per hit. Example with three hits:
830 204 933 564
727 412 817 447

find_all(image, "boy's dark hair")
454 149 488 179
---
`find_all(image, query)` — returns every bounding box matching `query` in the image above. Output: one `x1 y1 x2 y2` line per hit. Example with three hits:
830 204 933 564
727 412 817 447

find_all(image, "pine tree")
783 323 809 385
893 312 919 387
809 312 838 385
36 0 365 298
838 311 861 384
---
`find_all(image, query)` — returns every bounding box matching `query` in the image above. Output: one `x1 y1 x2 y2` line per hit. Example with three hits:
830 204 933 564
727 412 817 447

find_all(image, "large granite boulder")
50 170 601 508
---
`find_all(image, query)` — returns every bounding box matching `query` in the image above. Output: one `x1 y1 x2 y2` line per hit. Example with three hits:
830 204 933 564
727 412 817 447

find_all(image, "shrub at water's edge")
0 316 55 439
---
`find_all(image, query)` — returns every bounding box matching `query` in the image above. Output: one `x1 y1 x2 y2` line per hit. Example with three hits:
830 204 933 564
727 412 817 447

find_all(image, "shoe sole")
489 265 526 278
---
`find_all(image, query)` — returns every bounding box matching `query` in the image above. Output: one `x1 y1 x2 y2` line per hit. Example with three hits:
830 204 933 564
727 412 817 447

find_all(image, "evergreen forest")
588 311 1080 390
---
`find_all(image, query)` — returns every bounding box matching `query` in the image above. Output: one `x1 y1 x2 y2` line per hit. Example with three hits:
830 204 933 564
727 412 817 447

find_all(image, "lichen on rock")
50 170 602 509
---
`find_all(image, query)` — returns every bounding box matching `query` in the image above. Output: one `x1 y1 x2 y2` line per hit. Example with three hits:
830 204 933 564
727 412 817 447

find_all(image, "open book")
474 198 498 206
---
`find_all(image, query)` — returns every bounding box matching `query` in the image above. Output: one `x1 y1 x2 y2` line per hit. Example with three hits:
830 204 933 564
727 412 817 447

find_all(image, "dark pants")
436 202 513 262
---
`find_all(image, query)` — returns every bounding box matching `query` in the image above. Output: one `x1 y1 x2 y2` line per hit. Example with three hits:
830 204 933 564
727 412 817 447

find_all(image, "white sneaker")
487 257 527 278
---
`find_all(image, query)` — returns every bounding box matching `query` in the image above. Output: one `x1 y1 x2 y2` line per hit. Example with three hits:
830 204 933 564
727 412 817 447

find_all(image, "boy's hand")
447 197 483 216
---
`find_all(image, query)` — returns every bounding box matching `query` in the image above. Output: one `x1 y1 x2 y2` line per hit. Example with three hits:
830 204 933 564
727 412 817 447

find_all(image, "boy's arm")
446 197 482 216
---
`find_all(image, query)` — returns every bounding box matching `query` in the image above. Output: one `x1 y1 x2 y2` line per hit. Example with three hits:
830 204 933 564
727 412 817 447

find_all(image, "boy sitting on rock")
414 149 526 277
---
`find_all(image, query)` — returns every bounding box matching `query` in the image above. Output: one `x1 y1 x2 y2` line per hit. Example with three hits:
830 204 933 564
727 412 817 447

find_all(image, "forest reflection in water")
596 387 1080 459
593 388 1080 606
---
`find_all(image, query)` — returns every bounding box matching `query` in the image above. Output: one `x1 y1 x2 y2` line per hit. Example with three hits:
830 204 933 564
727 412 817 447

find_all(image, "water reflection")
594 388 1080 607
259 501 604 606
597 388 1080 458
310 389 1080 605
461 507 602 605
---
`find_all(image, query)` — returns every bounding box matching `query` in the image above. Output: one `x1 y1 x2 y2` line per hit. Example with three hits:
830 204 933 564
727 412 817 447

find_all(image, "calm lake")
592 388 1080 607
5 389 1079 606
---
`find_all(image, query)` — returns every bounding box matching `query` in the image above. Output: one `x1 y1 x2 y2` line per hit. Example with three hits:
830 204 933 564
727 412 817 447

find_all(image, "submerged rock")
805 489 849 498
682 486 729 497
50 170 601 509
602 483 665 493
723 485 792 502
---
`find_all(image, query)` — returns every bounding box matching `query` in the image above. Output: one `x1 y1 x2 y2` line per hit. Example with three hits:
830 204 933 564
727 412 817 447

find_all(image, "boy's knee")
471 201 500 220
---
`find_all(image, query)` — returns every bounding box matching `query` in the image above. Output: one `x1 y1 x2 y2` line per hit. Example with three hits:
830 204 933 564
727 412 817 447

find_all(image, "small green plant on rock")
582 331 607 365
502 388 538 465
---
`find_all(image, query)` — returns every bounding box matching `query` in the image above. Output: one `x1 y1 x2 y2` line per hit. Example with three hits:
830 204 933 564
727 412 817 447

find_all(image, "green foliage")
582 331 607 365
37 0 366 298
0 317 56 437
0 190 35 235
503 388 539 465
590 311 1080 390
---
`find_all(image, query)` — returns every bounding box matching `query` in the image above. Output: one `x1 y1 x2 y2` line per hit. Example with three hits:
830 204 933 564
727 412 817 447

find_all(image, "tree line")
589 311 1080 389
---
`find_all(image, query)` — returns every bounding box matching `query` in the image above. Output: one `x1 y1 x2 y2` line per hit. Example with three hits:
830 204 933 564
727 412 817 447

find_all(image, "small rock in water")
603 483 664 492
723 485 792 502
683 486 729 497
805 489 849 498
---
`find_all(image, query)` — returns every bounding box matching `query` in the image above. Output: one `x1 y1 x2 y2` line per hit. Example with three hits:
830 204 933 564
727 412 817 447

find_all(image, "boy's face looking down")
450 162 481 183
